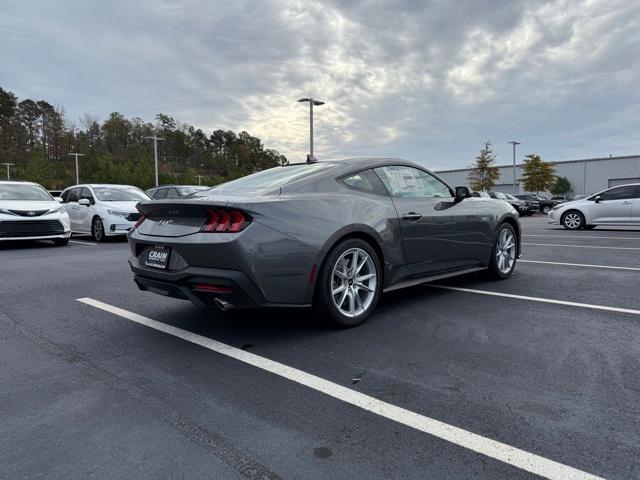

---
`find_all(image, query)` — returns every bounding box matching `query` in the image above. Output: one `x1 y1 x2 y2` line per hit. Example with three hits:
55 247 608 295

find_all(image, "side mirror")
78 198 91 206
594 195 601 203
454 186 471 202
54 197 63 203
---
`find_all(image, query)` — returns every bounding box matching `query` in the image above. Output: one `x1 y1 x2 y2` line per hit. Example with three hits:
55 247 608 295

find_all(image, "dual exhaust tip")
213 297 234 312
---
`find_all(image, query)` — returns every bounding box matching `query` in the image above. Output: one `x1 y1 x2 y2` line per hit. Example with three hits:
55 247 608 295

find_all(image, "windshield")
0 184 52 201
93 186 150 201
211 163 335 192
493 192 507 199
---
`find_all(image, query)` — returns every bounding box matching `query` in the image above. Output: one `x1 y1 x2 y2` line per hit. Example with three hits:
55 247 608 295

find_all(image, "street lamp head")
508 141 521 146
312 100 325 106
297 98 311 103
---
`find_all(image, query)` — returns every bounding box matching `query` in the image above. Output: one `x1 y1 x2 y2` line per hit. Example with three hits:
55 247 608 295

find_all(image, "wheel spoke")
332 284 347 295
355 282 374 292
338 288 348 307
347 289 355 314
355 255 368 274
354 289 364 310
356 273 375 282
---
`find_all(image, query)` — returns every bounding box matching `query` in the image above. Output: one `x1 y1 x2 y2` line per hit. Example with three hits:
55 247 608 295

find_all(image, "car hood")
0 200 60 211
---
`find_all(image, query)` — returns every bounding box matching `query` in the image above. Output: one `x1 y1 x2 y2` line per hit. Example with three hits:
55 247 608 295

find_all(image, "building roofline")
435 154 640 174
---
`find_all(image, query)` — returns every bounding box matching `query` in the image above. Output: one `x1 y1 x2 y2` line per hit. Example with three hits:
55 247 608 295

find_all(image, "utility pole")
145 136 164 186
68 153 85 184
297 98 325 162
195 175 204 186
1 163 14 180
508 141 521 194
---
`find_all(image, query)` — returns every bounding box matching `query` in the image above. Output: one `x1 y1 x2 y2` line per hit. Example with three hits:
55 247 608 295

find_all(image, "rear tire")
313 238 382 328
91 216 105 242
542 206 551 214
488 223 518 280
561 210 584 230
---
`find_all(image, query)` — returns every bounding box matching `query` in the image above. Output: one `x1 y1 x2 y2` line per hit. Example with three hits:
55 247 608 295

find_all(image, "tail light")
201 208 250 233
133 214 146 230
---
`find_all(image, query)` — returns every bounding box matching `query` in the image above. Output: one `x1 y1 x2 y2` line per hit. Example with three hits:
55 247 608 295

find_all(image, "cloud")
1 0 638 168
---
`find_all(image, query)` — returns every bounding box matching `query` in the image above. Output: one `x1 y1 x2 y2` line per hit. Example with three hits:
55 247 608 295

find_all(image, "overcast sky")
2 0 639 169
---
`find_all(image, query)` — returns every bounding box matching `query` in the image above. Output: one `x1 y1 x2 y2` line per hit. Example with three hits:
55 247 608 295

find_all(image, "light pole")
297 97 325 162
145 136 164 186
508 141 521 194
68 153 85 184
195 175 204 186
1 163 14 180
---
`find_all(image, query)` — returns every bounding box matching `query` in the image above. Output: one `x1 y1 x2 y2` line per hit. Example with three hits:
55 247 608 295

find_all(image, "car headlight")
107 209 128 217
550 205 560 212
48 206 66 214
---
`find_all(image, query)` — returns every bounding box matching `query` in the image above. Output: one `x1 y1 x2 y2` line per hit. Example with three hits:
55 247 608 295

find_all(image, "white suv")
60 184 150 241
0 181 71 245
548 183 640 229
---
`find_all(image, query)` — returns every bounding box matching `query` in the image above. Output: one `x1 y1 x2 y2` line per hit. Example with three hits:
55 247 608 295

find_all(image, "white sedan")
548 183 640 229
60 184 151 241
0 181 71 245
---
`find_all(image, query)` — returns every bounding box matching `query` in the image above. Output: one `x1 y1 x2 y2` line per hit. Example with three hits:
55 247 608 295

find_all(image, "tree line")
0 87 288 189
468 141 570 195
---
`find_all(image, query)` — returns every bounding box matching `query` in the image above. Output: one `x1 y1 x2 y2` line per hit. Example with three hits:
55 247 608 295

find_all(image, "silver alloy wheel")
331 247 377 318
93 218 104 241
495 228 516 274
563 212 581 229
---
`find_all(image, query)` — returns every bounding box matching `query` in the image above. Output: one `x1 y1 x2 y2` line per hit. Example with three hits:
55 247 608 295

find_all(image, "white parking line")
524 242 640 251
69 240 97 246
519 259 640 272
526 234 640 240
430 285 640 316
77 297 603 480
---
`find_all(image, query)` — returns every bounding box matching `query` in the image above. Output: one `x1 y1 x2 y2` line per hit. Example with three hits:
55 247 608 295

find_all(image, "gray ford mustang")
128 158 521 327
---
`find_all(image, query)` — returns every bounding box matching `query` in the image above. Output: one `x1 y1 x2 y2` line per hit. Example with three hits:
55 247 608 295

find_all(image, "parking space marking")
519 259 640 271
430 285 640 316
77 297 604 480
525 234 640 241
69 240 97 246
524 242 640 251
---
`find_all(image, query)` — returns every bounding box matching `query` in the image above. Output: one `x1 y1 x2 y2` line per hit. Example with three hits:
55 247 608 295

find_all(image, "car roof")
63 183 139 190
0 180 40 186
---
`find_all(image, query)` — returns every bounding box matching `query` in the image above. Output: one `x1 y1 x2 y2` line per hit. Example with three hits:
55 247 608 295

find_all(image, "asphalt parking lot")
1 215 639 480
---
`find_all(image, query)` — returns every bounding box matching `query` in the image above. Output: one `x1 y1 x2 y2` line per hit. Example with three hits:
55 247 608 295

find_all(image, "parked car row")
1 181 213 245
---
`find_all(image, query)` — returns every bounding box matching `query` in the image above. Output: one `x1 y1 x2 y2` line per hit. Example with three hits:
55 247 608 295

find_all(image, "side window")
61 190 69 202
339 169 388 195
67 188 79 203
599 186 636 201
166 188 180 199
154 188 168 200
80 187 94 203
375 166 452 198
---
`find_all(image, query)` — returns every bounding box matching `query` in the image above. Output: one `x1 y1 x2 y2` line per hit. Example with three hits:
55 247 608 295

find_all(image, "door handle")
622 201 632 205
402 212 422 221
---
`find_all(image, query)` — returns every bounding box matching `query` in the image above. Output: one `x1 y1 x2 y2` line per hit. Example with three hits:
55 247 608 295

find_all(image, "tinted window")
154 188 168 199
0 183 52 201
339 170 387 195
61 189 69 202
375 166 452 198
67 188 80 202
80 187 93 202
598 186 637 201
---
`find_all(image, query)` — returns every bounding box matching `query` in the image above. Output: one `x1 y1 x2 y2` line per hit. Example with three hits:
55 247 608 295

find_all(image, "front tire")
488 223 518 279
561 210 584 230
314 238 382 328
92 216 106 242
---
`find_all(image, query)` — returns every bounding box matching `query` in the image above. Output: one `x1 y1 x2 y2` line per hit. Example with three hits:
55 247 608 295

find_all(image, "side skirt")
383 266 486 293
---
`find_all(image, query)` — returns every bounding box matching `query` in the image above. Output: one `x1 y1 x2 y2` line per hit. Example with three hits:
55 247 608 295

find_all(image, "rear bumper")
129 257 310 309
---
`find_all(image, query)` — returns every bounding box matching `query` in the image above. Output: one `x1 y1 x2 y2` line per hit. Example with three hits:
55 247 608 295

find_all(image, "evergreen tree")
550 176 571 195
468 141 500 191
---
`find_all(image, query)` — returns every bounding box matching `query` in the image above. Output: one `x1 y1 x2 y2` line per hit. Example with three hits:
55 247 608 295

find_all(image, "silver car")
127 158 521 327
548 183 640 229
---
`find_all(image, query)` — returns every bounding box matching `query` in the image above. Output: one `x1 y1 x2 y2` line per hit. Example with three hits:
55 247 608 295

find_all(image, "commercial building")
435 154 640 197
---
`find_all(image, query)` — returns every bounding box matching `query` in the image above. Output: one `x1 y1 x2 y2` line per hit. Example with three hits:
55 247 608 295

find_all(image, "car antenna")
306 154 318 164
